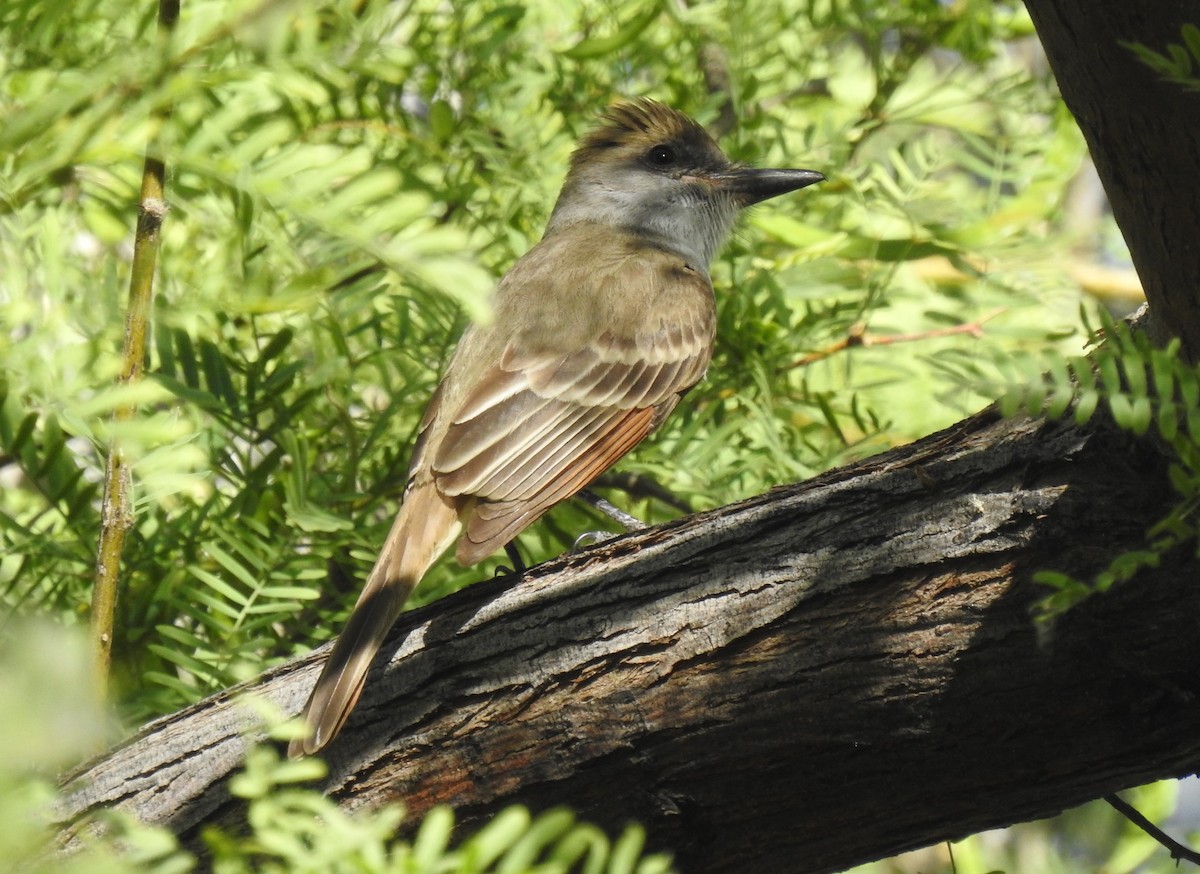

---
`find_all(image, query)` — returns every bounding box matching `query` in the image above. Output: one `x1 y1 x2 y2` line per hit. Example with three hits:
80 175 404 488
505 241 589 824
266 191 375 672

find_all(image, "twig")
90 0 179 696
789 308 1006 369
697 41 735 139
671 0 736 138
1106 792 1200 866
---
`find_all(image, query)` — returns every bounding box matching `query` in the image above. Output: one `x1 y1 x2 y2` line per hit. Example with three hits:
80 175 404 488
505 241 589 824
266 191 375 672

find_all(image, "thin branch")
1105 793 1200 866
671 0 736 138
90 0 179 695
908 254 1145 305
697 41 735 139
788 308 1006 369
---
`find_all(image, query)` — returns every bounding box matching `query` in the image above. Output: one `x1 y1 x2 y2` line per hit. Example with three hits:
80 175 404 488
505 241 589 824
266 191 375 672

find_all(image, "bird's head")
547 99 824 266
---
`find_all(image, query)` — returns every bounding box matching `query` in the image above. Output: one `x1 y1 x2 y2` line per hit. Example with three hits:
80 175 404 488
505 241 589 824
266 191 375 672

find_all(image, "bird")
289 98 824 757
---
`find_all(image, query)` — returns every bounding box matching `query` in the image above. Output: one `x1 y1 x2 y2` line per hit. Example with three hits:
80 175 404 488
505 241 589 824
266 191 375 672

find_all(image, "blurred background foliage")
0 0 1176 870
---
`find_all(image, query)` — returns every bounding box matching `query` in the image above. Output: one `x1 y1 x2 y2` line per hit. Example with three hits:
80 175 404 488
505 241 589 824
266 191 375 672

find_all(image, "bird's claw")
497 542 527 576
573 530 616 551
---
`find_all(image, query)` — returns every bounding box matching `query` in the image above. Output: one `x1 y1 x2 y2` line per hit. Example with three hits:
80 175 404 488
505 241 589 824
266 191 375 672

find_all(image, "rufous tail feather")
288 485 460 757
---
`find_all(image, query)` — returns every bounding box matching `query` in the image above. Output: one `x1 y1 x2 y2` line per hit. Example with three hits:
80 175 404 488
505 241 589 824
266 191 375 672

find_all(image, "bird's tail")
288 485 461 757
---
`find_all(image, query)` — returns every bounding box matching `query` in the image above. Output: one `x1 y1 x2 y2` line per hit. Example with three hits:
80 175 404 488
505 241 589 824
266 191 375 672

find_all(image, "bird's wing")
432 268 714 565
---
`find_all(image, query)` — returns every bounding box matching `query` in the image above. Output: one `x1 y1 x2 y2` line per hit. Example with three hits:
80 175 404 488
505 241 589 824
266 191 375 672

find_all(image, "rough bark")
1022 0 1200 359
54 408 1200 873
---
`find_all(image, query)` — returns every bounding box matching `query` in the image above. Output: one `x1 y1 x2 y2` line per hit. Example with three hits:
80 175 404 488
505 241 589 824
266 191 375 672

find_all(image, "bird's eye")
647 145 676 166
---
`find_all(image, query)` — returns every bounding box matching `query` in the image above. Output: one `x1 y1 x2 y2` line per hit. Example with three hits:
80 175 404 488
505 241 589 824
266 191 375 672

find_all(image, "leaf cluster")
961 307 1200 619
1126 23 1200 91
204 751 674 874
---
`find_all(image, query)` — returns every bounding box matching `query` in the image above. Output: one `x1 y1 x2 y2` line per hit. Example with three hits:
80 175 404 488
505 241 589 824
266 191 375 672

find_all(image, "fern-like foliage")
199 740 679 874
0 378 100 621
964 306 1200 619
1127 23 1200 91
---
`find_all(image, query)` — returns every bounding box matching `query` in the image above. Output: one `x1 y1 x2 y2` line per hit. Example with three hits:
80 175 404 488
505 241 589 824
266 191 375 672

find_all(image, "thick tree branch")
54 409 1200 873
1022 0 1200 359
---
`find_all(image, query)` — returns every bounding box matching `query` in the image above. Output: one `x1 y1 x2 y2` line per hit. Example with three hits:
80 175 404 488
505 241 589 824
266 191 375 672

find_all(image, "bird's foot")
494 541 528 577
572 530 617 551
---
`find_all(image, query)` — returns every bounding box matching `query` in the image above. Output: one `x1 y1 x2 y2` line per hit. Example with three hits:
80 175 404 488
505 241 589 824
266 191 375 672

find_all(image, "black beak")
711 167 825 206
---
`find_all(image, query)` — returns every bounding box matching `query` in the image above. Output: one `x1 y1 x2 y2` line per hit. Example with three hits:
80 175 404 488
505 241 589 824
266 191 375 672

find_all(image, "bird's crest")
570 98 719 169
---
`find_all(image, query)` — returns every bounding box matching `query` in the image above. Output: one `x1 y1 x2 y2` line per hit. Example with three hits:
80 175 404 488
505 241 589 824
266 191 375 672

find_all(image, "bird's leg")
575 489 647 531
591 470 693 514
570 489 649 551
505 541 527 572
493 541 528 577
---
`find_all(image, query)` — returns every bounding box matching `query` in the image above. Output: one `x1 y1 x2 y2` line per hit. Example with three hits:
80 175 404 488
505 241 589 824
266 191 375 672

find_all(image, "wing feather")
483 403 613 502
450 368 529 425
457 406 658 563
430 241 716 563
439 399 595 498
435 390 562 481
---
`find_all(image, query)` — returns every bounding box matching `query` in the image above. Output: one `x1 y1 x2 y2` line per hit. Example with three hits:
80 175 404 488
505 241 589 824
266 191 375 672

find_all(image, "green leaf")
609 824 649 874
1150 348 1175 402
1168 462 1197 497
202 542 261 590
460 806 532 872
188 565 251 607
562 1 662 59
1183 23 1200 64
1098 352 1122 396
1128 395 1152 435
429 99 455 142
1187 406 1200 444
1157 401 1179 442
1108 393 1134 430
499 809 576 872
412 805 455 869
1045 387 1074 419
1074 388 1099 426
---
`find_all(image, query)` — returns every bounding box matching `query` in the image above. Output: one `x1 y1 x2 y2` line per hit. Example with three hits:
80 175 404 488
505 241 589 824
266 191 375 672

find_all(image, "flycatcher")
290 99 823 757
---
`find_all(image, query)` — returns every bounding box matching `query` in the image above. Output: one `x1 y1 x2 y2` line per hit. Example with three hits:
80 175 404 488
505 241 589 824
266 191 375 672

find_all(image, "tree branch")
90 0 179 694
1106 794 1200 867
54 409 1200 873
788 308 1005 369
1022 0 1200 360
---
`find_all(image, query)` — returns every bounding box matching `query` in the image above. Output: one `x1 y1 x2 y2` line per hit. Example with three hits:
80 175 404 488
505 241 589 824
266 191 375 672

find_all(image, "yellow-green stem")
90 0 179 698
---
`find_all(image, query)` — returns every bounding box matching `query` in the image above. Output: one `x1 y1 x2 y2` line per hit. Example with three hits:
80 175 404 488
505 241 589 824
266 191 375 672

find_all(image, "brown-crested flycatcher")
290 99 823 757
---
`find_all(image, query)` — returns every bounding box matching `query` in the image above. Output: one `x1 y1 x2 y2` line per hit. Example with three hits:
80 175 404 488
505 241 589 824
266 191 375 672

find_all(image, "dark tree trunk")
54 409 1200 873
1023 0 1200 359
